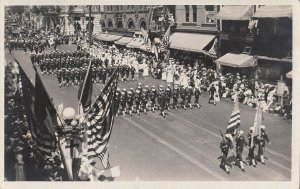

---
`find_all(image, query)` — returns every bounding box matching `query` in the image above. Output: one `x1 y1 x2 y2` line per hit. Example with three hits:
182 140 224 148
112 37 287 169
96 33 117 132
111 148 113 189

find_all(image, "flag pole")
78 58 92 114
80 67 119 125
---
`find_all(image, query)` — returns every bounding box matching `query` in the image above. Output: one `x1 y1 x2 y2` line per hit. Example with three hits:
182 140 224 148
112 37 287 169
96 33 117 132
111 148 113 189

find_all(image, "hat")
130 88 134 91
250 127 254 131
152 85 156 88
145 85 149 88
136 90 140 93
122 88 127 91
261 125 265 129
225 134 231 138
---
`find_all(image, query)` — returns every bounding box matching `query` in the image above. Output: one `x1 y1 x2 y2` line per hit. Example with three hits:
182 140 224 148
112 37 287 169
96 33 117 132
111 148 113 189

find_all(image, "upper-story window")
185 5 189 22
205 5 215 23
192 5 197 22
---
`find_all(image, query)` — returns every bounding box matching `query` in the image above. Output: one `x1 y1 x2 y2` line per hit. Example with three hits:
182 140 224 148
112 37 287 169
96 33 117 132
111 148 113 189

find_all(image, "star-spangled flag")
84 68 119 167
226 93 240 136
16 59 57 155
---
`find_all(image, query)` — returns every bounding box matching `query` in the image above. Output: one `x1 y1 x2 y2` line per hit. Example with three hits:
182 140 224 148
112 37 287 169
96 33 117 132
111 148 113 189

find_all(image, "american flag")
160 25 171 53
16 59 57 155
84 68 119 168
226 93 240 135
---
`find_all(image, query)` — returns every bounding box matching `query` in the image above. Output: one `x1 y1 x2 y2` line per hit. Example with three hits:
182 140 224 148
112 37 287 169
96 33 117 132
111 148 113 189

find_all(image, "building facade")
215 5 292 82
99 5 166 36
168 5 220 67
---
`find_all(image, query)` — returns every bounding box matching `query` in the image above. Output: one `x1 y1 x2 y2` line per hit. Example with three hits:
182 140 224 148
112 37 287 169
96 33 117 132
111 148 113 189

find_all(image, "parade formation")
4 5 293 182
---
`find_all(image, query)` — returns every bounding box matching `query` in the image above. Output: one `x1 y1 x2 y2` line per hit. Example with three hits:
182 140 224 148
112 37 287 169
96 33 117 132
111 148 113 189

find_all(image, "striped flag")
84 68 119 168
160 26 171 53
16 60 56 155
226 93 240 136
99 147 110 169
34 69 58 154
78 59 93 114
16 59 56 155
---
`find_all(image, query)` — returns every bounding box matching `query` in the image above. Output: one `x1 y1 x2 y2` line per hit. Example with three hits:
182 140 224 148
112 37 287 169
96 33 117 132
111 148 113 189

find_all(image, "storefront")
168 32 217 67
215 53 256 78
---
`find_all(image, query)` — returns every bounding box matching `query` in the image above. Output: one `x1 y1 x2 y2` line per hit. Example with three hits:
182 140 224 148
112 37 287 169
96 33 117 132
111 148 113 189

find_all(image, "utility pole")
89 5 92 48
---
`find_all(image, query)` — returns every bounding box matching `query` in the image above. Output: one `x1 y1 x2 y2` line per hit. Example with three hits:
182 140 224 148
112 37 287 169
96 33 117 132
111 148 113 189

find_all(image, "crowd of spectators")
4 62 68 181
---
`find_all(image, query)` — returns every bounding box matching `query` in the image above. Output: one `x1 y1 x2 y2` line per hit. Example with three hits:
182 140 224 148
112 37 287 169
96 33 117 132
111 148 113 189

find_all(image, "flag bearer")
257 125 271 165
220 134 233 174
247 127 257 167
235 130 248 172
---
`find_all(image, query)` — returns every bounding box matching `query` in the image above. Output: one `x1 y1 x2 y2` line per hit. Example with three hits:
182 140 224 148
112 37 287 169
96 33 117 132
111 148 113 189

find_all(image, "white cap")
261 125 265 129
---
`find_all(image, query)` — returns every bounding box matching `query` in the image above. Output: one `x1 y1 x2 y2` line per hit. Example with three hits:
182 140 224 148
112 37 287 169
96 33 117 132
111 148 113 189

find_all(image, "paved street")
5 45 292 181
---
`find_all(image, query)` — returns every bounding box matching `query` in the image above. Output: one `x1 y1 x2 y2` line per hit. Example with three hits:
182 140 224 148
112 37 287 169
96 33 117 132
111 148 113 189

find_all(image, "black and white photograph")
1 3 298 187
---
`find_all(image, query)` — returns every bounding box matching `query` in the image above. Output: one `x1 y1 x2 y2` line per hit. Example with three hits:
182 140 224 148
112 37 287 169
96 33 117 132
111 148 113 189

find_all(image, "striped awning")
215 53 256 68
114 37 133 46
126 38 144 48
169 32 215 53
253 5 292 18
215 6 254 20
94 33 122 42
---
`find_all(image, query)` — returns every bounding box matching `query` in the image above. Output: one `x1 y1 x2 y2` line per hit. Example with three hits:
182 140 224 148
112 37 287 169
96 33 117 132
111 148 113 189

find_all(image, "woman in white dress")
166 66 174 83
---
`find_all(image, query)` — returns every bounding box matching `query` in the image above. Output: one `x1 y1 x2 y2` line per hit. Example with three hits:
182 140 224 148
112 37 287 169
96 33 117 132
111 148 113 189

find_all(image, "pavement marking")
124 117 227 180
138 116 254 180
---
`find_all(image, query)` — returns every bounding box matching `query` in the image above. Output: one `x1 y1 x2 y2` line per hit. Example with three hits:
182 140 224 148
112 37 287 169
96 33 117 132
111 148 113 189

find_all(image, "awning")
215 53 256 68
215 6 253 20
252 5 292 18
286 70 292 79
126 38 144 48
114 37 133 46
169 32 215 53
94 33 122 42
